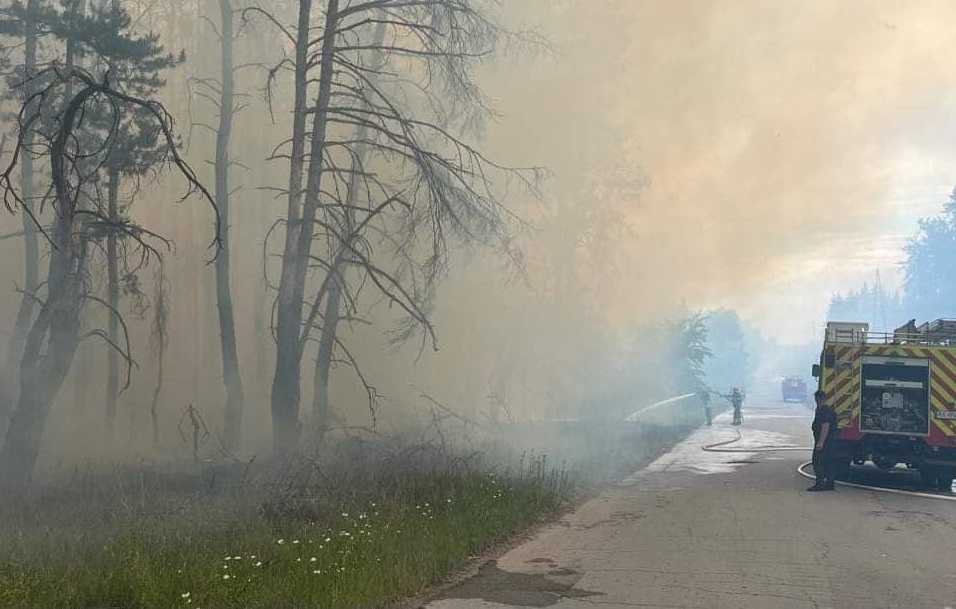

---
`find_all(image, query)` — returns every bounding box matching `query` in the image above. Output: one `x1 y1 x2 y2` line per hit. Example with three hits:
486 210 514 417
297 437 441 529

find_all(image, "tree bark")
215 0 244 451
0 0 41 431
271 0 339 454
105 166 120 433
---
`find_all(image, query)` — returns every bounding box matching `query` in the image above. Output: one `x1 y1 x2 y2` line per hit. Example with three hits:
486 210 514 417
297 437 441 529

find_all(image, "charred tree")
0 0 42 430
0 66 217 491
249 0 541 452
310 16 387 437
264 0 319 452
148 268 169 444
213 0 244 451
1 83 92 492
104 165 119 431
75 2 183 432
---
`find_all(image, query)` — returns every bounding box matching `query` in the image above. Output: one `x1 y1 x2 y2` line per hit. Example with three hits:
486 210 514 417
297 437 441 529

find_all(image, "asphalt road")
425 400 956 609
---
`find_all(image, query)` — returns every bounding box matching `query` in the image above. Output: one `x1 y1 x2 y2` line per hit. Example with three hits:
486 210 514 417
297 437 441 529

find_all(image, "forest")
0 2 754 606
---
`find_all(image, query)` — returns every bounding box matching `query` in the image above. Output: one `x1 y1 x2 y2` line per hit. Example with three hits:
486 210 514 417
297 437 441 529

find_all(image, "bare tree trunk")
271 0 335 453
105 167 120 433
253 116 270 400
148 269 168 445
0 86 94 492
310 16 386 436
0 0 41 430
254 214 268 393
311 279 341 436
215 0 244 451
1 222 84 491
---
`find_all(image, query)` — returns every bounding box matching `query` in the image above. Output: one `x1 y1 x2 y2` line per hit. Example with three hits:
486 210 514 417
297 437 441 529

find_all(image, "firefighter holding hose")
720 387 744 426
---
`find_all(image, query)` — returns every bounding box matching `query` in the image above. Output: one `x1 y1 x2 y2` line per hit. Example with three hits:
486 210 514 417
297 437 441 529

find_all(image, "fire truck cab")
812 319 956 490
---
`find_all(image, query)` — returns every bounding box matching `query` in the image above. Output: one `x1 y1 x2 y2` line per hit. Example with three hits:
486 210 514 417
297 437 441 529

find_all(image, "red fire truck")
813 319 956 490
781 376 807 403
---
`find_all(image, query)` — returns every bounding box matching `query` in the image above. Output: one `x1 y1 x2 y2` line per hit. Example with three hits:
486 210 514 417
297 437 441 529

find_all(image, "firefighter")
698 389 713 426
808 389 838 492
728 387 743 426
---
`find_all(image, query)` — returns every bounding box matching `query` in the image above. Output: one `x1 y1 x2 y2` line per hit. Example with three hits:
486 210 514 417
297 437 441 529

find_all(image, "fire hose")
702 430 956 501
794 461 956 501
702 430 810 453
625 390 742 424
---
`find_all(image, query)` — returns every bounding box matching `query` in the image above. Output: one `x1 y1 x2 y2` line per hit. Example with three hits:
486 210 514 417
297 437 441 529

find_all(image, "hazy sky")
482 0 956 345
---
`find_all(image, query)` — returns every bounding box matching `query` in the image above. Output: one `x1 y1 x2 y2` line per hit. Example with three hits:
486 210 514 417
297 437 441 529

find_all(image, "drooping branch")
0 65 221 252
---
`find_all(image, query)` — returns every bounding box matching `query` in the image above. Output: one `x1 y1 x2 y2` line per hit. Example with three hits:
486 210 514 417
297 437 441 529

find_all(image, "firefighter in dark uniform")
729 387 743 426
808 389 838 491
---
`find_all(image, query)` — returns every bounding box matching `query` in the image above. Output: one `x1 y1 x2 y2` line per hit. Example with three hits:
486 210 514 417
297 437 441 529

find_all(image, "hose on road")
701 430 812 453
700 431 956 501
795 461 956 502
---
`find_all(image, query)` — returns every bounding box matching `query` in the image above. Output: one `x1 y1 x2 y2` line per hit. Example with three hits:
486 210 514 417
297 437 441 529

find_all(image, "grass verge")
0 421 694 607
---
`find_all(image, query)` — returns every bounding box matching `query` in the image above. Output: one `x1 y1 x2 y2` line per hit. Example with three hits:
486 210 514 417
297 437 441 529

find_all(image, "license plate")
936 411 956 420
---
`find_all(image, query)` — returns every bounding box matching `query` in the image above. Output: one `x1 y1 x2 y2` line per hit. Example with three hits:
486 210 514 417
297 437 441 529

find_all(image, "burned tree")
251 0 540 451
0 0 44 430
0 65 217 491
309 13 387 439
190 0 245 451
0 1 182 436
63 2 186 432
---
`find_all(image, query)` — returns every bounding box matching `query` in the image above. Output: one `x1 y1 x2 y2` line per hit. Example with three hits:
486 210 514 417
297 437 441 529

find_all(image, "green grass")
0 421 693 607
0 462 568 607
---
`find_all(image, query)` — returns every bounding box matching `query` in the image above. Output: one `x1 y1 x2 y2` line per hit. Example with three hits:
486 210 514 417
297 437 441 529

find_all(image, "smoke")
4 0 956 468
480 0 956 340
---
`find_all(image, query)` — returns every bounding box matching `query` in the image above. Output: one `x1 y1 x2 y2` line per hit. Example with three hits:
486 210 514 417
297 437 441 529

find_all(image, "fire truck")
781 376 808 403
813 319 956 490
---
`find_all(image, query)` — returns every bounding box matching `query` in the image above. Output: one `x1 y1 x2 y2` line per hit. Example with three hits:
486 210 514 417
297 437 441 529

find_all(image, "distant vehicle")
781 376 807 403
812 318 956 490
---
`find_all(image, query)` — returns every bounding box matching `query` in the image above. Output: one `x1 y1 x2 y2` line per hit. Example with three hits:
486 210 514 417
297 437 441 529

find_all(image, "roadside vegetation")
0 417 697 608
